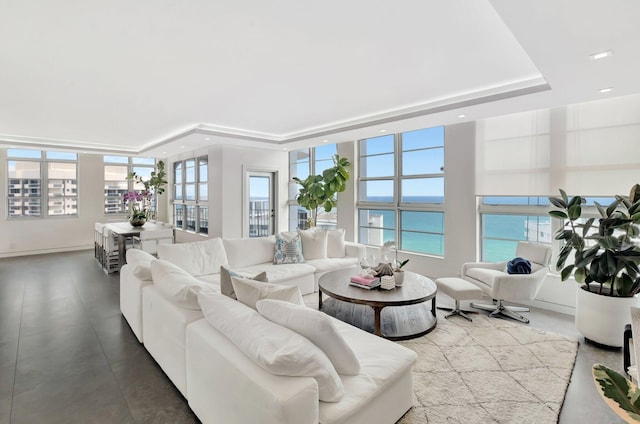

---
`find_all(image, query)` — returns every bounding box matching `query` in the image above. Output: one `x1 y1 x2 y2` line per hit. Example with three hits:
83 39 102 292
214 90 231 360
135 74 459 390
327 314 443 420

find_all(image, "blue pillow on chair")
507 257 532 274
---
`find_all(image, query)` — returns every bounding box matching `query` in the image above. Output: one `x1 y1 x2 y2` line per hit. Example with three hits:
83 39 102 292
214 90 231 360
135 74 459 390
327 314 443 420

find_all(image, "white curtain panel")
476 93 640 196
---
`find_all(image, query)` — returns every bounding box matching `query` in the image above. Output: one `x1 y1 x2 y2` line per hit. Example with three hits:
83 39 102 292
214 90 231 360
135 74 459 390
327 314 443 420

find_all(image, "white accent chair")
94 223 104 266
462 241 552 323
625 307 640 382
132 228 174 255
102 226 120 274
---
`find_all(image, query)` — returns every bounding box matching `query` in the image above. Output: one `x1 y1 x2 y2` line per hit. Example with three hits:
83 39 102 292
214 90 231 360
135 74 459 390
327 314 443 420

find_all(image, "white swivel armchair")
462 241 552 323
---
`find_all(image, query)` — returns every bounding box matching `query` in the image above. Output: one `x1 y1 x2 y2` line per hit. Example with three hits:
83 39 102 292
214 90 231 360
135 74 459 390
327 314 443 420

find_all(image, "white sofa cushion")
304 257 359 274
257 299 360 376
274 233 305 264
466 268 505 287
231 275 303 309
125 248 155 280
197 292 344 402
220 266 268 299
319 319 417 422
157 237 229 277
151 259 218 310
327 228 346 258
298 228 328 260
223 237 276 268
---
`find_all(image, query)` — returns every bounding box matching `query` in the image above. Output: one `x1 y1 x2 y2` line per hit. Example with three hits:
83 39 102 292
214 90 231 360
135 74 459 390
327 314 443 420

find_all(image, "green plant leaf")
549 196 568 209
559 189 568 203
568 204 582 220
549 210 568 219
560 265 574 281
595 202 608 218
582 218 595 237
592 364 640 423
574 267 586 283
607 199 623 217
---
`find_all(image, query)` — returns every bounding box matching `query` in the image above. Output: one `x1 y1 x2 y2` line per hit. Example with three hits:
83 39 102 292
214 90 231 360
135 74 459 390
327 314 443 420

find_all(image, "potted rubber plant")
548 185 640 347
292 155 351 228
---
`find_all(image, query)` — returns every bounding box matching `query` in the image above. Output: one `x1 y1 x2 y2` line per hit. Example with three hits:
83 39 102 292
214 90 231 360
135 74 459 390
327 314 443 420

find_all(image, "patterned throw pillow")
274 232 305 264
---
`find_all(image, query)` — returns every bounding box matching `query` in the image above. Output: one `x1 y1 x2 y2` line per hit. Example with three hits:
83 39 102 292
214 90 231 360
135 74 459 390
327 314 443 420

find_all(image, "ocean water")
359 196 548 261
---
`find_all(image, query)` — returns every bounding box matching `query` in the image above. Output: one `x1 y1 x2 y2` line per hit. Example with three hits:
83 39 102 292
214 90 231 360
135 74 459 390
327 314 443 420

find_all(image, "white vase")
575 286 639 348
394 271 405 287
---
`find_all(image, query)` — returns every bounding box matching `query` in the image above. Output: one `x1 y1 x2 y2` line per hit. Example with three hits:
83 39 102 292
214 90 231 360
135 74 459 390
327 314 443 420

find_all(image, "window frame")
357 127 446 256
103 156 156 216
172 156 208 235
478 196 560 264
7 149 78 218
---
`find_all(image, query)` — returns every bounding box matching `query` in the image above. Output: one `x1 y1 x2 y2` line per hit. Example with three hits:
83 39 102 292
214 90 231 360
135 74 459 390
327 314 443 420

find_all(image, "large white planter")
575 287 639 348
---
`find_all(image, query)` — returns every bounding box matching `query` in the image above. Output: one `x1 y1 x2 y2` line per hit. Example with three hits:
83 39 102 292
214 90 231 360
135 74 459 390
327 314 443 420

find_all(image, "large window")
173 156 208 234
479 196 552 262
8 149 77 217
288 144 338 231
358 127 445 256
103 156 156 215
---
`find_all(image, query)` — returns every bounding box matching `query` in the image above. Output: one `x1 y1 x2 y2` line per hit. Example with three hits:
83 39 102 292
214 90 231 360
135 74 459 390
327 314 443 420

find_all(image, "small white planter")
575 286 639 348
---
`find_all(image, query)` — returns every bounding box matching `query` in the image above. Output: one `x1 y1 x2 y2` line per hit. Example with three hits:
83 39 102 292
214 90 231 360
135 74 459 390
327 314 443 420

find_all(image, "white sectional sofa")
121 233 365 343
119 231 418 423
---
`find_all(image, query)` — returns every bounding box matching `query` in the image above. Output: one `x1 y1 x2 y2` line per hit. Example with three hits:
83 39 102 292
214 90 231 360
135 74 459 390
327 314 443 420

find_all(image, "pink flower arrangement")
124 190 152 219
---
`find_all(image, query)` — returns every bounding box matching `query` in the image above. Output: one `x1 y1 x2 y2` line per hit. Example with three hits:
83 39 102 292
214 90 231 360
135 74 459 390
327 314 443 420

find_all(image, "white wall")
1 154 104 256
168 144 289 240
370 122 478 280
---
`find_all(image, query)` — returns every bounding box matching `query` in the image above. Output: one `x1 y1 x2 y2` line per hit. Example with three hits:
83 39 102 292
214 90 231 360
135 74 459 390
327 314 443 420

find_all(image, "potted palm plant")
548 185 640 347
292 155 351 228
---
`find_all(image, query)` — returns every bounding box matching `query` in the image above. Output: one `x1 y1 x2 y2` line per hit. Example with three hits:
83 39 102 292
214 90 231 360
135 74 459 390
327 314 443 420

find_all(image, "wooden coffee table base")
319 292 438 341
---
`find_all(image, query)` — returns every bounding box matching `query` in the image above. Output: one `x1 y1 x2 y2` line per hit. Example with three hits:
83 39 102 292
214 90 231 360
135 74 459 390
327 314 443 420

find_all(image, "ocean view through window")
358 126 445 256
479 196 551 262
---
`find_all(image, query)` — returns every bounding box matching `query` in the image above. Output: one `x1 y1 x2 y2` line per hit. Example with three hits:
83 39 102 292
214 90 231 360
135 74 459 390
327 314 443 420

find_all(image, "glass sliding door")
247 171 276 237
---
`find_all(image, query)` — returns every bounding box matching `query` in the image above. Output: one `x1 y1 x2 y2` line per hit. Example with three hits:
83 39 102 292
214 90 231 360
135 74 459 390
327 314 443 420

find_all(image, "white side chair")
102 226 120 274
94 223 104 266
462 241 552 323
625 307 640 383
132 228 174 256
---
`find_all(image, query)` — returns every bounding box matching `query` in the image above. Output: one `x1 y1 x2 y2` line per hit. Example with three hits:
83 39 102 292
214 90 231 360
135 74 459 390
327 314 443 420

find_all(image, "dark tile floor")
0 250 626 423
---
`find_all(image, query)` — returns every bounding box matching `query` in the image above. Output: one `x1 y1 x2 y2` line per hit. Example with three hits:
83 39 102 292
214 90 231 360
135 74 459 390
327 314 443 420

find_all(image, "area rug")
397 311 578 424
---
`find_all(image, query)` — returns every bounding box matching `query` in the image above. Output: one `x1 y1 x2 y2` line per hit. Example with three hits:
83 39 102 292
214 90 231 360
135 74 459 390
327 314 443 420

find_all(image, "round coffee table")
319 268 437 340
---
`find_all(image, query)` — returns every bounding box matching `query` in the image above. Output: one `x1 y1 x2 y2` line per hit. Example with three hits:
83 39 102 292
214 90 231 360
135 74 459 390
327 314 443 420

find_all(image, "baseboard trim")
0 245 93 259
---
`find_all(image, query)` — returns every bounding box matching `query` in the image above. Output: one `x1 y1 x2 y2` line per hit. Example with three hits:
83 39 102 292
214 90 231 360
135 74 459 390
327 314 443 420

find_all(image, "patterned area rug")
397 311 578 424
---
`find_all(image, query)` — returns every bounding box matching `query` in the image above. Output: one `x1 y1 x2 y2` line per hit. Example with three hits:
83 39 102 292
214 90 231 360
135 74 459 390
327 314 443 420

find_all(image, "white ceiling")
1 0 638 158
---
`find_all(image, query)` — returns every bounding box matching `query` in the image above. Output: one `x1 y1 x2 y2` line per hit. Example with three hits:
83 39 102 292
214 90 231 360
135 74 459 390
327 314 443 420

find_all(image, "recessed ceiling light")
379 129 387 133
590 50 613 61
204 137 211 141
162 151 167 154
180 145 185 148
322 139 329 143
457 114 466 118
598 87 613 94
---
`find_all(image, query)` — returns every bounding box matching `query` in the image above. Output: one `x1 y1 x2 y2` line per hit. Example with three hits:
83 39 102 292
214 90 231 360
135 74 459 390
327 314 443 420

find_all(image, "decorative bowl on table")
129 216 146 227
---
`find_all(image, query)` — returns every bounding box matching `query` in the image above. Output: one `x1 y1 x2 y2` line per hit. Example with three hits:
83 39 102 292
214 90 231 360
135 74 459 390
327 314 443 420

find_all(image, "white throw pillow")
327 228 346 258
256 299 360 375
157 238 229 276
273 232 305 264
197 292 344 402
126 248 155 280
151 259 217 310
297 228 328 260
231 275 303 309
